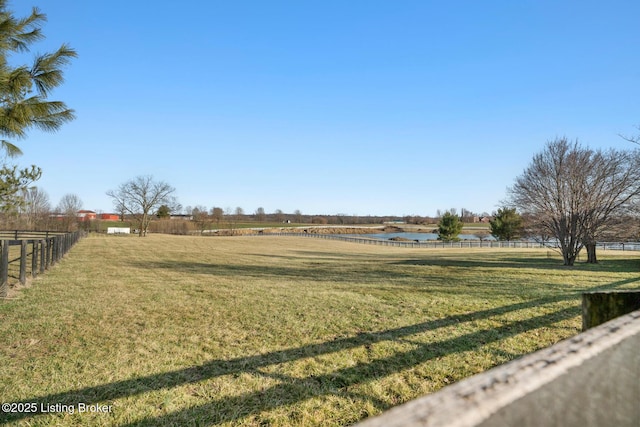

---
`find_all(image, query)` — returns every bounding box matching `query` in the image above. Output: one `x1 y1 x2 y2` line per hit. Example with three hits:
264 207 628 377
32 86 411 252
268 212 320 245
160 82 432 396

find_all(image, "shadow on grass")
395 256 640 273
127 260 387 284
3 277 639 425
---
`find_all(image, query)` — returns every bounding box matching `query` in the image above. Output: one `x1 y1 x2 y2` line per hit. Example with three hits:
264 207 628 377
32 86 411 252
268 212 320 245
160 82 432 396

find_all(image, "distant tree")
460 208 475 222
21 186 50 229
56 193 81 214
312 216 328 225
211 206 224 227
294 209 303 223
106 175 177 237
156 204 170 219
437 211 463 242
254 207 266 222
489 207 523 241
274 209 284 223
56 193 82 231
510 138 640 265
191 205 210 235
223 207 237 233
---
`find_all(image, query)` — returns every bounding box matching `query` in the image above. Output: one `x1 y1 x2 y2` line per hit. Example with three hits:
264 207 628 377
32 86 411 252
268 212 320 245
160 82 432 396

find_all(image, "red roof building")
77 210 97 221
100 213 120 221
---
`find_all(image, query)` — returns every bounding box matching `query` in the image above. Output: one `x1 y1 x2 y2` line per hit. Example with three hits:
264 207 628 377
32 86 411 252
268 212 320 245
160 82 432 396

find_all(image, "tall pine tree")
0 2 75 213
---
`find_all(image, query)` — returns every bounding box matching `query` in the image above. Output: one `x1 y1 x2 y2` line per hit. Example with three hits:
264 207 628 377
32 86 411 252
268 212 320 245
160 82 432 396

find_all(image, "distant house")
77 210 97 222
100 213 120 221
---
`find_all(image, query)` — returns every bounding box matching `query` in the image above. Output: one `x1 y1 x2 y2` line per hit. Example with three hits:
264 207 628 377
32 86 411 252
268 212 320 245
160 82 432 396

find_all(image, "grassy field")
0 234 638 426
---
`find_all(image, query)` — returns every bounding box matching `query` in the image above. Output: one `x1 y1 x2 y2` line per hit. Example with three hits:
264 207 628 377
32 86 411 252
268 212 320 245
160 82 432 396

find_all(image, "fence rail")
252 233 640 251
254 233 548 248
0 230 85 297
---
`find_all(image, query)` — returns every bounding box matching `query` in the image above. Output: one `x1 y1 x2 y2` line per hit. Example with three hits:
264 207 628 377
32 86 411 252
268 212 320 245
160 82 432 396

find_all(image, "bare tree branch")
510 138 640 265
106 176 177 236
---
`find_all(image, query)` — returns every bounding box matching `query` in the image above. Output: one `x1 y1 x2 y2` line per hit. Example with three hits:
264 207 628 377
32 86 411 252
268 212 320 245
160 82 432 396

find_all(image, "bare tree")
106 175 177 237
57 193 82 214
191 205 210 235
224 207 237 234
460 207 475 222
56 193 82 231
510 138 640 265
577 149 640 263
21 186 50 229
274 209 284 223
210 207 224 227
619 125 640 145
254 207 266 222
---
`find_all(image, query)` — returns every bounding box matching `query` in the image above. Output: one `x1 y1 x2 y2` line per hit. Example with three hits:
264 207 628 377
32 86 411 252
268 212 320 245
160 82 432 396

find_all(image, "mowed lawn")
1 235 639 426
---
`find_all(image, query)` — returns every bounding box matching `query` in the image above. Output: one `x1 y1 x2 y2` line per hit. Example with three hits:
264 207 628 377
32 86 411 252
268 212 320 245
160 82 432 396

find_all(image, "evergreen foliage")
437 211 463 242
0 2 75 213
489 207 523 241
0 1 77 156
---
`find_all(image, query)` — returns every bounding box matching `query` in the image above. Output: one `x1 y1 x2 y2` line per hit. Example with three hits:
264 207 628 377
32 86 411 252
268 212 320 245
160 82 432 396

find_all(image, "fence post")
19 240 27 284
50 237 56 266
582 290 640 330
40 239 46 273
0 240 8 297
45 238 51 269
32 240 38 278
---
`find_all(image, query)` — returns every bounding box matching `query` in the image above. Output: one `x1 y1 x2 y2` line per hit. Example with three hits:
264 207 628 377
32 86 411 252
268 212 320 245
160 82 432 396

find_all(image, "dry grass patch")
0 234 638 426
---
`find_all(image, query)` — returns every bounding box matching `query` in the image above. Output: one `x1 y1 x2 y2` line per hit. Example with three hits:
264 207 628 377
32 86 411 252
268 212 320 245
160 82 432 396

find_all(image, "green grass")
0 235 638 426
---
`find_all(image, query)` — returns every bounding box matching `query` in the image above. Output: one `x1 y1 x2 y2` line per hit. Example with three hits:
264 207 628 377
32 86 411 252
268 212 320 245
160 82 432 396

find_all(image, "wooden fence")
0 230 85 298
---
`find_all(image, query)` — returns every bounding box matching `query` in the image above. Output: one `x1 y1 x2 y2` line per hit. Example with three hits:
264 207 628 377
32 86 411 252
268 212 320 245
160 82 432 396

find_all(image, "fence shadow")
6 275 640 425
394 256 640 272
127 260 388 284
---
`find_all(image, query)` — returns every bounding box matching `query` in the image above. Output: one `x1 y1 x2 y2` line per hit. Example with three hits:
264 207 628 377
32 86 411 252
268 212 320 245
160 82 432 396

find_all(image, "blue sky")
10 0 640 216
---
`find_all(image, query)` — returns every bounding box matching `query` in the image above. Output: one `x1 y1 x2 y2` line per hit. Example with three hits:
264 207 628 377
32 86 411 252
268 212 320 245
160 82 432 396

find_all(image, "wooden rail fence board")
0 231 84 297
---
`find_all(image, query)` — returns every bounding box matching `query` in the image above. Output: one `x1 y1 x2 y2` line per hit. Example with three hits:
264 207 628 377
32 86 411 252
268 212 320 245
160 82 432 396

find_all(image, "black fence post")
0 241 8 297
19 240 27 284
39 239 45 274
31 240 38 278
45 238 51 270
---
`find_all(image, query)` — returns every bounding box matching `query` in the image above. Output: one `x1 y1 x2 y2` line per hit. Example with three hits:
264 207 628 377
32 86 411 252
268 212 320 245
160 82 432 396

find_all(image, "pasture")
0 234 638 426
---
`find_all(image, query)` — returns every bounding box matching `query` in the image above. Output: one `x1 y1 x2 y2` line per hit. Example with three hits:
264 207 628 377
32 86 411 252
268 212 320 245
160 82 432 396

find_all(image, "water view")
360 232 497 241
